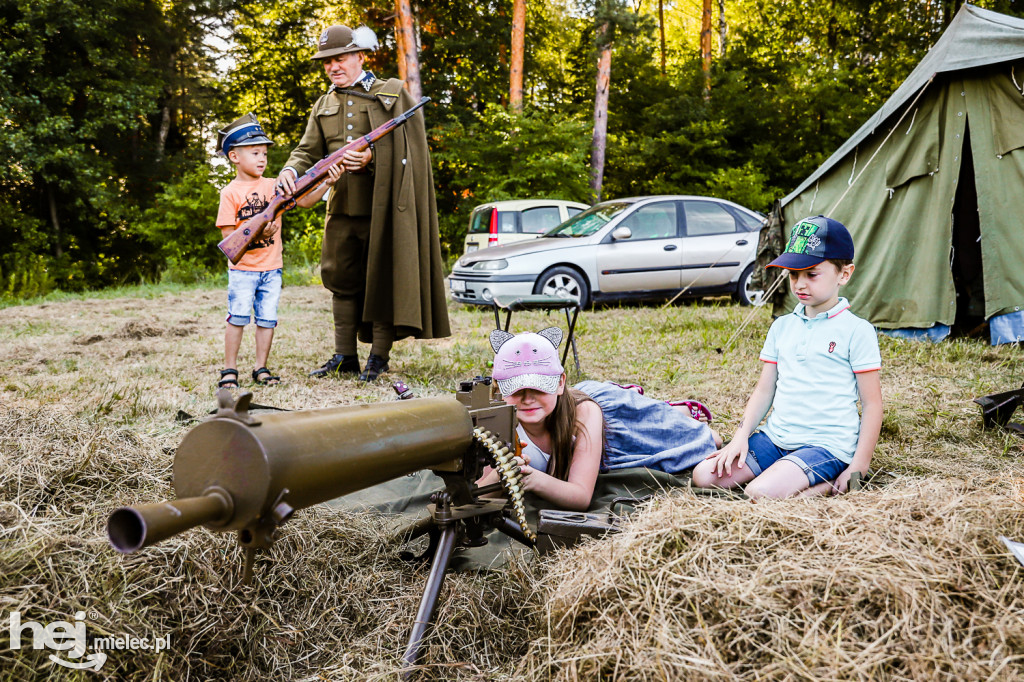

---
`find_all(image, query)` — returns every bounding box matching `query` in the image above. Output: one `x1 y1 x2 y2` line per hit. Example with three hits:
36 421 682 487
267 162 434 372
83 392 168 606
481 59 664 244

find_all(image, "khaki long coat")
286 78 451 342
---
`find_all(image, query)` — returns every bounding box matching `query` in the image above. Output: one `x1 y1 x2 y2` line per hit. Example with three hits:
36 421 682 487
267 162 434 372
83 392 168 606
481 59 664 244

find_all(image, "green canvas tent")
762 4 1024 343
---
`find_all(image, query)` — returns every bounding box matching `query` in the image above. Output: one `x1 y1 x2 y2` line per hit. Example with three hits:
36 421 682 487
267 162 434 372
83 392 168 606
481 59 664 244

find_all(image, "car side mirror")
611 226 632 240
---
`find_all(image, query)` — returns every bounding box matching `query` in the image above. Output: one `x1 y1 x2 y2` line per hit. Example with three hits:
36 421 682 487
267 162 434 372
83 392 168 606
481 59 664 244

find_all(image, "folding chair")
491 294 582 374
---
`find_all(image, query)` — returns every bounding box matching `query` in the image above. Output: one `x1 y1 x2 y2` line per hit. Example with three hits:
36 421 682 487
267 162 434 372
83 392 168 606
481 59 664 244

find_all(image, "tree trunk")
590 26 612 203
394 13 408 81
717 0 727 56
701 0 712 97
658 0 666 77
510 0 526 111
156 105 171 162
394 0 422 100
46 182 63 258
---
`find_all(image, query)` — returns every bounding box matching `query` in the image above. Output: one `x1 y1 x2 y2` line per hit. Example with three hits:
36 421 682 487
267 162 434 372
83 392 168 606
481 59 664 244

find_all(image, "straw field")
2 283 1023 680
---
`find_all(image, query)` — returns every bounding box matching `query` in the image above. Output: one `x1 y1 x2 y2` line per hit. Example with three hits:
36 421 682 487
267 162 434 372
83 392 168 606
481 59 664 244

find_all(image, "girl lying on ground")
478 327 722 510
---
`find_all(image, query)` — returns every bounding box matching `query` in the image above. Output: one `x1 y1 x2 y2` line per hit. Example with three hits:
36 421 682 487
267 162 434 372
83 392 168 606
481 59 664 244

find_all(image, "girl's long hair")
546 387 602 481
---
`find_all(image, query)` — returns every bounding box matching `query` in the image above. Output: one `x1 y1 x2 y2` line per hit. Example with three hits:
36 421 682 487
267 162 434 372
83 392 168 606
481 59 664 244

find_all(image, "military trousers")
321 213 394 358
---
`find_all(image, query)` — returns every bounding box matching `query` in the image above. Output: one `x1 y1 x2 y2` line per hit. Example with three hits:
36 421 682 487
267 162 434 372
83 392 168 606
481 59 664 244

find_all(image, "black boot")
309 354 360 377
359 353 390 382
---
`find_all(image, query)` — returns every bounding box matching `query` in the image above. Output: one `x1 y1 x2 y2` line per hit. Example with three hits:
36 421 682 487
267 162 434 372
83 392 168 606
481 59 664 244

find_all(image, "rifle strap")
332 87 377 101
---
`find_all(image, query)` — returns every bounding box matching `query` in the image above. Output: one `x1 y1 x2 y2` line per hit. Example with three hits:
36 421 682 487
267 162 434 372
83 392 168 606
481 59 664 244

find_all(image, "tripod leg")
401 524 458 677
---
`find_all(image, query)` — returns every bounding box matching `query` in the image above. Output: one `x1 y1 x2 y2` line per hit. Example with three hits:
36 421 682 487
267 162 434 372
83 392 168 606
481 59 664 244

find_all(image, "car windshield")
544 201 632 238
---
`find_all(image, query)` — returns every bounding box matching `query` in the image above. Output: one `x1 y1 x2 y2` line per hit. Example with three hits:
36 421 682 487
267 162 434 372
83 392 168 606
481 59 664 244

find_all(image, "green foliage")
135 161 232 281
5 0 1024 295
0 254 55 301
431 104 591 256
0 0 233 294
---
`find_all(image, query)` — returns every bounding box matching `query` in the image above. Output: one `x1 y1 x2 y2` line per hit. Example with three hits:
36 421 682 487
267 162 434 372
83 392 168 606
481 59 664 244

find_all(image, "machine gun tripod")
106 377 535 677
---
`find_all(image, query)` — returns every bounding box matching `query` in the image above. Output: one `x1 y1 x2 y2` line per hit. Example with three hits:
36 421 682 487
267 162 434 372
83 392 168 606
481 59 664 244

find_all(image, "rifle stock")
217 96 431 264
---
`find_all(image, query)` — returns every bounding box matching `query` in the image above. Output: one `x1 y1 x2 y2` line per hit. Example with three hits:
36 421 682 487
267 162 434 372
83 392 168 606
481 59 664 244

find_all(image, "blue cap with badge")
217 113 275 157
767 215 855 270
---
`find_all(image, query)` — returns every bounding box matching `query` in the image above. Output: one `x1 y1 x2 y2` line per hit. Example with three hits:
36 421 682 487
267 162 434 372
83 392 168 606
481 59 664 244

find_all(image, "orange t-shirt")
217 176 283 271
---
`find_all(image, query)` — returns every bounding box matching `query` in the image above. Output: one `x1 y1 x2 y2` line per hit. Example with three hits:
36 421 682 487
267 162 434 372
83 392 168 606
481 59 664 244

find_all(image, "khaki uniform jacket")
286 78 451 341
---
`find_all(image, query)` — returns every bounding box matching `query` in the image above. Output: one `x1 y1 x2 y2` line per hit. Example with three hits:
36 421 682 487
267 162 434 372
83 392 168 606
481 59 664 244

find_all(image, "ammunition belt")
473 428 535 542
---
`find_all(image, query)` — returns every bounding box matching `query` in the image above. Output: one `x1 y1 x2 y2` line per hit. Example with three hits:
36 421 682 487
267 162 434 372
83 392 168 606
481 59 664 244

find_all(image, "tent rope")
1012 66 1022 95
662 242 740 308
716 270 787 353
830 75 935 214
717 75 937 354
905 107 918 134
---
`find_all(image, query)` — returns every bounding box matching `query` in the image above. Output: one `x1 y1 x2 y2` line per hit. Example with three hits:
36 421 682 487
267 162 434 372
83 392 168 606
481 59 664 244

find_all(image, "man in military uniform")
276 24 450 381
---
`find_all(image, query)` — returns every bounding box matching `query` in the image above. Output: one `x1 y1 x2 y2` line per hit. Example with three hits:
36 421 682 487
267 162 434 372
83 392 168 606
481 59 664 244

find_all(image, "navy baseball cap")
767 215 854 270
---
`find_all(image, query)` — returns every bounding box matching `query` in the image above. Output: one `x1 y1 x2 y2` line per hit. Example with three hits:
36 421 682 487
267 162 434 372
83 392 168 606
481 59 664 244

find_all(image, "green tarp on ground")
766 4 1024 329
331 468 699 572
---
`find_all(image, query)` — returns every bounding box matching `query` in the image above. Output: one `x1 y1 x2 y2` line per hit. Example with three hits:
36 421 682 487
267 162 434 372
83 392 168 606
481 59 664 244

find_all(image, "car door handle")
663 244 678 251
735 239 748 246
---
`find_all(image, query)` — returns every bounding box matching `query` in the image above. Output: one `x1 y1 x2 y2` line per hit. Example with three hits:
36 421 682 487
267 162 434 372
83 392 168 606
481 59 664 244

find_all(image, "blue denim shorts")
745 431 847 486
226 268 281 328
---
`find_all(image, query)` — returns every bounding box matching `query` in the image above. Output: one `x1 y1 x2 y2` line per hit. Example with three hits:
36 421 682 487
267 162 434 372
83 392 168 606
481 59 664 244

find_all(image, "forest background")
2 0 1020 299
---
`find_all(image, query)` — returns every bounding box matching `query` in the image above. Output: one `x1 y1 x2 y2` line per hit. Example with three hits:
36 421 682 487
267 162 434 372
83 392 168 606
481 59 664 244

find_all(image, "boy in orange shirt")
215 113 340 388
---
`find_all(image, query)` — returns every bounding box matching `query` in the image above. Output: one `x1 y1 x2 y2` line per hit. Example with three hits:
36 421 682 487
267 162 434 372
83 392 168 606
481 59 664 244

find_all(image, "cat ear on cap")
537 327 563 350
489 329 515 354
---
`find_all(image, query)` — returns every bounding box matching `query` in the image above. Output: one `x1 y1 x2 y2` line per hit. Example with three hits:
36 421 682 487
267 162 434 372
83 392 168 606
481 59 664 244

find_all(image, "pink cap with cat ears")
490 327 564 395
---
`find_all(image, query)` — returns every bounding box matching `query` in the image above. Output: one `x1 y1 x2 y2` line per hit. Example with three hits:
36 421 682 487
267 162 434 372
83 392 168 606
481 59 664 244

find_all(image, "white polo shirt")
759 297 881 462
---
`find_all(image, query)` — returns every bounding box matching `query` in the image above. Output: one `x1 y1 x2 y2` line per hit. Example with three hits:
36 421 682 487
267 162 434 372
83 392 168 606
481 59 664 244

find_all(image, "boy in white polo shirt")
692 215 882 498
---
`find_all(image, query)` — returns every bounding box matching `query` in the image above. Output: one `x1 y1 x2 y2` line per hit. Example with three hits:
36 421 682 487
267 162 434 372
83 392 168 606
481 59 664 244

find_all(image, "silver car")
449 195 764 308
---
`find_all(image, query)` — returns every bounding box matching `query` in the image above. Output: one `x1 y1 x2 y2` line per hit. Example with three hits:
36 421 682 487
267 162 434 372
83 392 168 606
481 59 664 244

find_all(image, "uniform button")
347 112 353 117
347 124 353 130
347 100 353 105
347 136 353 141
402 158 407 165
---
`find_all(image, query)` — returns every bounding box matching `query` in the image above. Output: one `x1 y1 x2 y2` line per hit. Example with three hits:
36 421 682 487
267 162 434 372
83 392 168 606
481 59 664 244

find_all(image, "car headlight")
472 259 508 271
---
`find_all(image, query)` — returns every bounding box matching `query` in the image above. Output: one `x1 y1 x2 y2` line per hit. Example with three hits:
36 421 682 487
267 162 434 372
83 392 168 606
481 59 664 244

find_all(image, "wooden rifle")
218 96 430 264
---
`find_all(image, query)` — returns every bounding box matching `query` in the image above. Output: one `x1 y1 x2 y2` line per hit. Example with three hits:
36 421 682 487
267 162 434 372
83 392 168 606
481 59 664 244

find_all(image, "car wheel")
534 266 590 308
734 263 762 307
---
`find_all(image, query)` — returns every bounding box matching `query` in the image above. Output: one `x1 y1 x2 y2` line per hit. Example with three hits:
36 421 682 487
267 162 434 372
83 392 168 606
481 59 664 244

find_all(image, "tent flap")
884 88 944 188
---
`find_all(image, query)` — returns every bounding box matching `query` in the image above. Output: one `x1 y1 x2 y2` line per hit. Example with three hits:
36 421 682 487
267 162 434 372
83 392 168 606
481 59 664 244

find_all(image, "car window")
731 208 764 231
468 209 491 234
618 202 678 241
521 206 562 234
683 201 738 236
566 206 584 217
468 209 518 234
497 211 517 233
547 201 631 238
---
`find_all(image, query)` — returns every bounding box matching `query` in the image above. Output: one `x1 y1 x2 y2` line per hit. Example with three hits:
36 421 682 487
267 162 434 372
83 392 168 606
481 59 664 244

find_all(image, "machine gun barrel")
106 379 526 674
108 394 474 554
108 490 233 553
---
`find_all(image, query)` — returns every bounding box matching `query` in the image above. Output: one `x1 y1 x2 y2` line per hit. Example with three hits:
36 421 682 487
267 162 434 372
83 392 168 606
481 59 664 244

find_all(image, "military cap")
217 113 274 156
312 24 379 60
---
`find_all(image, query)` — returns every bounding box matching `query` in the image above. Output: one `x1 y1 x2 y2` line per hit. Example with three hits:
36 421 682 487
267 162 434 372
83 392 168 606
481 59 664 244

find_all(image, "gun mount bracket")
213 389 263 426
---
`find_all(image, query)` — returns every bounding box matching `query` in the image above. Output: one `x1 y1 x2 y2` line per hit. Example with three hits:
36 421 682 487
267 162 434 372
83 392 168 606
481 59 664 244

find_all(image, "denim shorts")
745 431 847 486
226 268 281 328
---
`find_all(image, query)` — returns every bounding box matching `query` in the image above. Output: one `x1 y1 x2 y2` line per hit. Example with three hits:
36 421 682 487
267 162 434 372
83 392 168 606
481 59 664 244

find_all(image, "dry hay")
521 480 1024 681
0 406 536 681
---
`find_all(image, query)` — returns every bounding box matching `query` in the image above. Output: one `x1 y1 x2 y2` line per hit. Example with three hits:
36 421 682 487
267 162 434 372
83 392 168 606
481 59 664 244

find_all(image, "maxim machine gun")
106 378 535 673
